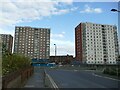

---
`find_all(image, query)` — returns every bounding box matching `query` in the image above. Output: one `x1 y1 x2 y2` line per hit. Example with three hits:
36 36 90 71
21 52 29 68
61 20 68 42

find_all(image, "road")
46 69 119 88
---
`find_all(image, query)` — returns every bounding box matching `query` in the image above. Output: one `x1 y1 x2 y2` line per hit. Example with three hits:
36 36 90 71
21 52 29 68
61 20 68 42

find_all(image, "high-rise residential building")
75 22 119 64
14 26 50 60
0 34 13 53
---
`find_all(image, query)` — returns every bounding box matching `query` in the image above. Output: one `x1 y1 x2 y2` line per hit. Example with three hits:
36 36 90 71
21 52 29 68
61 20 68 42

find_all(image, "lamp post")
111 9 120 12
54 44 57 63
54 44 57 56
111 8 119 76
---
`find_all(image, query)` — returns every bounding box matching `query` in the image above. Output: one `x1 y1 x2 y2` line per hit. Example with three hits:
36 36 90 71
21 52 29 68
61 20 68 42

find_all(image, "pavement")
46 69 120 88
23 67 45 88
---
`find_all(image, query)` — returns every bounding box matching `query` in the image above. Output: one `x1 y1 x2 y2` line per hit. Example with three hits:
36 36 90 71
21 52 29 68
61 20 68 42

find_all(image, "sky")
0 0 119 57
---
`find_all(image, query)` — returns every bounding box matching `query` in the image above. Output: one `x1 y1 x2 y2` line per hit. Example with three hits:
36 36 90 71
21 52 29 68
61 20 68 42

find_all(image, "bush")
103 67 109 74
103 67 120 76
2 53 31 76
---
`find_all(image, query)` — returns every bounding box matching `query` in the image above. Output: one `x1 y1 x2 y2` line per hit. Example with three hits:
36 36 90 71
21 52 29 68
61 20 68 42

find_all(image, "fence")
2 66 34 89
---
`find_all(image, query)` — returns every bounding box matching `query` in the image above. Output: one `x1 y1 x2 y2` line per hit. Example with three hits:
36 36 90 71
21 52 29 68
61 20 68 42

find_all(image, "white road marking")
92 73 120 81
84 70 95 71
45 70 59 89
24 85 35 87
61 83 68 86
74 70 78 71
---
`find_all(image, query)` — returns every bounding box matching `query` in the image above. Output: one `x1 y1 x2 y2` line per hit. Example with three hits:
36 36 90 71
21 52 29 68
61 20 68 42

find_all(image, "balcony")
102 37 106 40
101 25 105 27
103 55 108 58
102 28 105 30
103 43 107 46
102 34 106 37
103 39 107 43
103 52 107 54
103 47 107 52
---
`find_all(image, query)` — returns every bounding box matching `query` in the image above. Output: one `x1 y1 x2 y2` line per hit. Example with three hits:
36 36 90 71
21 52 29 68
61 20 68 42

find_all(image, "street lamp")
54 44 57 56
111 8 119 76
111 9 120 12
111 8 120 76
54 44 57 63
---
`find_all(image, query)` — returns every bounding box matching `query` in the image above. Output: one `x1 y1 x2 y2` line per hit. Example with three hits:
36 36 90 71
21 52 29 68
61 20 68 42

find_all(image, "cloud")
50 38 75 56
0 0 77 29
0 27 15 36
55 0 73 5
50 32 75 56
52 9 70 15
80 4 103 13
51 32 65 38
70 7 78 11
0 0 77 56
62 0 119 2
0 0 78 44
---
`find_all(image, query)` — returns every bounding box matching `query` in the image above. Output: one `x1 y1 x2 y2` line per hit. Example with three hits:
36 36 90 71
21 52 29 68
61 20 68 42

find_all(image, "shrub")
2 53 31 76
103 67 120 76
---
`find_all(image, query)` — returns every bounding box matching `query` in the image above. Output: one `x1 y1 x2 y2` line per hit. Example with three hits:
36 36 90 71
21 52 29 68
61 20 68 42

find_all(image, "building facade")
0 34 13 53
75 22 119 64
50 55 73 64
14 26 50 59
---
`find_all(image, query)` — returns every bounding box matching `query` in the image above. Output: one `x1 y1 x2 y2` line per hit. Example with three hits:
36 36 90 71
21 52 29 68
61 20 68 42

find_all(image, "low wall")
2 66 34 89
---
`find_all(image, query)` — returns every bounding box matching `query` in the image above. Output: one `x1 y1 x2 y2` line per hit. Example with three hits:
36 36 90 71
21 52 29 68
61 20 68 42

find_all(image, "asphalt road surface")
46 69 119 88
